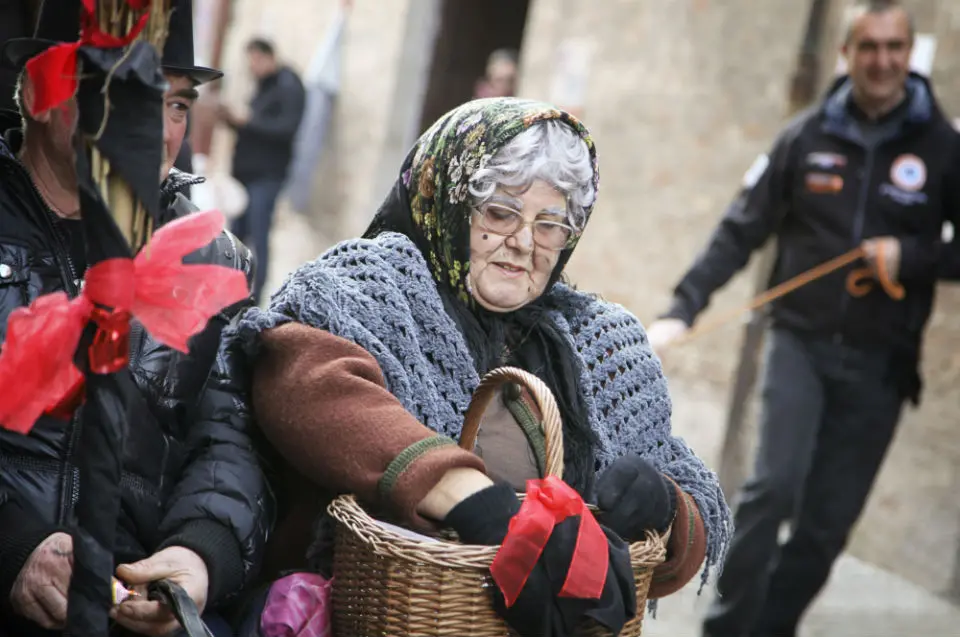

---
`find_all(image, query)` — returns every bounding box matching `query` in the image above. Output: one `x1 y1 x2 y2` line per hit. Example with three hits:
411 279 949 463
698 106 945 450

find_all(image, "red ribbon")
25 0 150 116
490 475 609 608
0 210 250 434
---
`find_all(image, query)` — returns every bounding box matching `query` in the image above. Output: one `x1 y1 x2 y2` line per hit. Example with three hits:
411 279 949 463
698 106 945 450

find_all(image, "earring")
482 234 489 240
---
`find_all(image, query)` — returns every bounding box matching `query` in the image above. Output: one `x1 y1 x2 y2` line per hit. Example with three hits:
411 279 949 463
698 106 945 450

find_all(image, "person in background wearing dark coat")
218 38 306 304
0 1 270 635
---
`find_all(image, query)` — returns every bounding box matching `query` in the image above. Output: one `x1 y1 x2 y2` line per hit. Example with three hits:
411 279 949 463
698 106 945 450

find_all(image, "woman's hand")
596 455 678 541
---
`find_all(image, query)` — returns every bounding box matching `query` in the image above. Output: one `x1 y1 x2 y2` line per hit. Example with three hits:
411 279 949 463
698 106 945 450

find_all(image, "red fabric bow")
490 475 609 608
0 210 250 434
25 0 150 116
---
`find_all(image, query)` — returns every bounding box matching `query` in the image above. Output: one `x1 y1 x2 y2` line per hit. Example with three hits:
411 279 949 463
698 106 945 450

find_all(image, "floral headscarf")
368 97 599 304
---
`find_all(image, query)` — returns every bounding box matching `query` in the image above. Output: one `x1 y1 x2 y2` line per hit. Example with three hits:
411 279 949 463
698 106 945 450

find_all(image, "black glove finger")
597 461 677 540
596 457 643 511
599 468 653 535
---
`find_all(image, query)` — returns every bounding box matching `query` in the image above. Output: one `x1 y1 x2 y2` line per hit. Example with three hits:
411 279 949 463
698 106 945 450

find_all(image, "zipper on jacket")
57 412 82 525
128 321 146 371
835 145 876 344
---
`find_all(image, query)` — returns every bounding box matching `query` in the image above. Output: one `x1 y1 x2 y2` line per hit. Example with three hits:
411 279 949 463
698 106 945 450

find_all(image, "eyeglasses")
473 204 577 250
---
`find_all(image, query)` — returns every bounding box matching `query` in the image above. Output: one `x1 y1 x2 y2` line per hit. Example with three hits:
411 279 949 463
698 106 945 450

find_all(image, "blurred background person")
218 37 306 304
473 47 519 99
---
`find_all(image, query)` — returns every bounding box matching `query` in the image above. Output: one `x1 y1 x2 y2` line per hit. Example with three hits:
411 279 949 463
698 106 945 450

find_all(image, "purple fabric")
260 573 333 637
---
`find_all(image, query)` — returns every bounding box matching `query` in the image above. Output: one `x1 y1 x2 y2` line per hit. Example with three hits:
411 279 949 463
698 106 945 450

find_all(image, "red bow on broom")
0 210 250 434
25 0 151 116
491 475 610 607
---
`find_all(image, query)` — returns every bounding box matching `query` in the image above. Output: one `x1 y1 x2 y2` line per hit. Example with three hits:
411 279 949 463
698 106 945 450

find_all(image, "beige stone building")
207 0 960 600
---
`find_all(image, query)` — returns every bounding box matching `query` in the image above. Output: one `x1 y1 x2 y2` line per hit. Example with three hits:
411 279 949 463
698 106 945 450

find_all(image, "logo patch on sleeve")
804 172 844 194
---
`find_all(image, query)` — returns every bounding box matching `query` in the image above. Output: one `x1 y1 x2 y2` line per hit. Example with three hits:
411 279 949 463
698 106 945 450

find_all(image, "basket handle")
458 367 564 479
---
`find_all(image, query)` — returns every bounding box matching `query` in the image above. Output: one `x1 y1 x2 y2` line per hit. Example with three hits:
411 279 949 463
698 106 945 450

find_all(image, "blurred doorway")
417 0 530 133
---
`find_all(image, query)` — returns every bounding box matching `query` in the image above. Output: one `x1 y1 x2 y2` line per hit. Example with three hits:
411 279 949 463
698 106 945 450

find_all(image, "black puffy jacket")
0 130 272 626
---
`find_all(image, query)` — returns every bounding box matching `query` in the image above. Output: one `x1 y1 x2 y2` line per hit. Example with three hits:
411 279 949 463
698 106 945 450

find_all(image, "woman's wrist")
416 467 494 521
443 482 521 545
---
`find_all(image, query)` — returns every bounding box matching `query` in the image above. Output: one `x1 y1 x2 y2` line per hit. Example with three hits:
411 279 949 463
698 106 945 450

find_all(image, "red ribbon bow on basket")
0 210 250 434
25 0 151 116
490 475 610 608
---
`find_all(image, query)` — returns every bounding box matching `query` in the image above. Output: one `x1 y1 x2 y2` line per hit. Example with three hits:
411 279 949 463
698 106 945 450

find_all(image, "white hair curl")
467 120 595 232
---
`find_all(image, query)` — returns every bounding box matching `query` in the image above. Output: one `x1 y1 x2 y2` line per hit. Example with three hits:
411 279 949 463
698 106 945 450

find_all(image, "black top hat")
160 0 223 85
1 0 222 85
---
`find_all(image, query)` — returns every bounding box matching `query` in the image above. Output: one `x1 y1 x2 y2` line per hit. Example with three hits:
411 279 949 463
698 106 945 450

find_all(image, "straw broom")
90 0 173 251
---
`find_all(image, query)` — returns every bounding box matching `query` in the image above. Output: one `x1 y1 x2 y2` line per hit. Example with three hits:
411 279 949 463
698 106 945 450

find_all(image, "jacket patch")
806 152 847 169
880 154 929 205
804 172 844 194
889 153 927 192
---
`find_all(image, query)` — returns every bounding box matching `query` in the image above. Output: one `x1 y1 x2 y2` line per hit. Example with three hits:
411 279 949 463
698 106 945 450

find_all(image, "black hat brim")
161 64 223 86
1 38 223 86
1 37 60 70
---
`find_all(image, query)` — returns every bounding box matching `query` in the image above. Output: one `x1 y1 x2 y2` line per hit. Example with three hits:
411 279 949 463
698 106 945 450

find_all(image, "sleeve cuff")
158 520 245 607
377 435 487 529
897 235 936 282
647 481 707 599
660 297 695 327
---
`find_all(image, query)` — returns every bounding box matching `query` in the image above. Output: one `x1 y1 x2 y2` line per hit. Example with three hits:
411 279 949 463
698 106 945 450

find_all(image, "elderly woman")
237 98 730 635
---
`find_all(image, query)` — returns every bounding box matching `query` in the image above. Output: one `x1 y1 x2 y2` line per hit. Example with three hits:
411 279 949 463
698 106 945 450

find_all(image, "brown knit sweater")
252 322 705 597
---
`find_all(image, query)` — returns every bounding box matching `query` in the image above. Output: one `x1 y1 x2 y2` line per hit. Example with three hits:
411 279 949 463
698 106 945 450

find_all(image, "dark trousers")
232 179 285 304
702 328 903 637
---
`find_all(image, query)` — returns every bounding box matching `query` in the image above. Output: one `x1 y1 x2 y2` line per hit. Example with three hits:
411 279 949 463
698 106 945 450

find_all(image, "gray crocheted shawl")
238 231 730 586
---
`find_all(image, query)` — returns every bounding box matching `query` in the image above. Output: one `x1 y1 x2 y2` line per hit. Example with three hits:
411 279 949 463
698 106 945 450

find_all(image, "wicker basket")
327 366 669 636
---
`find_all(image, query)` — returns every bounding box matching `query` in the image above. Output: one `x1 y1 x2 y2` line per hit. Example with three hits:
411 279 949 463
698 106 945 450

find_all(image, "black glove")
596 455 678 541
445 483 636 637
444 482 521 546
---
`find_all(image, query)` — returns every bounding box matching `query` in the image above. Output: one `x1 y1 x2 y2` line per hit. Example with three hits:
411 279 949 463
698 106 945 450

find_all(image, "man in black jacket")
0 2 270 636
218 38 306 304
646 2 960 636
